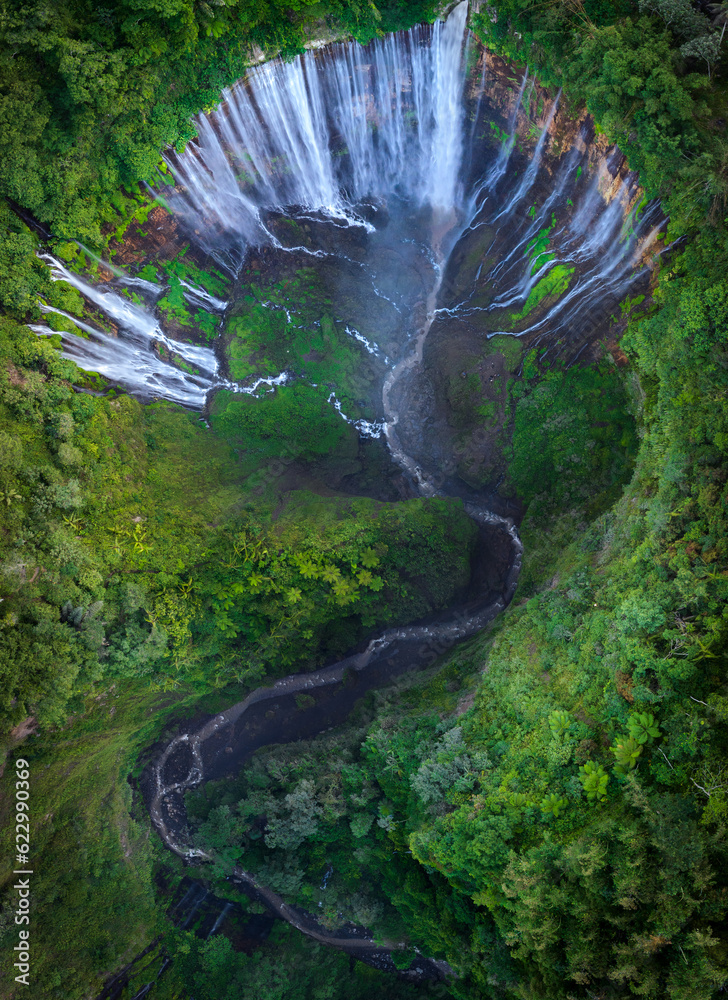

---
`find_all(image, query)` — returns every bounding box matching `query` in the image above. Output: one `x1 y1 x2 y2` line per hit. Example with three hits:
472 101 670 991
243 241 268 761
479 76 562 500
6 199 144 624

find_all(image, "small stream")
35 4 668 987
140 500 520 978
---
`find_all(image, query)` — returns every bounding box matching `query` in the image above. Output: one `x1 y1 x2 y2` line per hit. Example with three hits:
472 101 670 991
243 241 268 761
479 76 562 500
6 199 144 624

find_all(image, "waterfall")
31 2 663 423
206 902 233 939
466 68 530 215
181 887 208 929
31 3 474 408
162 2 469 267
490 89 561 224
37 254 219 407
487 140 584 292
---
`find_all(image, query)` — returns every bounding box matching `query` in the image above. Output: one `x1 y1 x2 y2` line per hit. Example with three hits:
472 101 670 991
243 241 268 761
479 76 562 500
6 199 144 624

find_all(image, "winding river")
36 2 665 979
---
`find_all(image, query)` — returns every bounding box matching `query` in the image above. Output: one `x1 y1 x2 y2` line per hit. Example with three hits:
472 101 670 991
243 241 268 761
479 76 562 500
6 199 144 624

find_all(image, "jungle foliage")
186 241 728 994
0 313 476 728
0 0 437 248
177 3 728 1000
154 917 450 1000
0 0 728 997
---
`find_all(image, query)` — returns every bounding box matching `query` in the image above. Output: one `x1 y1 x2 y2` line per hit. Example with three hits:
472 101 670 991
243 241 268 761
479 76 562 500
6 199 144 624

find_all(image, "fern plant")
549 710 571 739
628 712 660 745
579 761 610 802
540 792 568 819
610 735 643 775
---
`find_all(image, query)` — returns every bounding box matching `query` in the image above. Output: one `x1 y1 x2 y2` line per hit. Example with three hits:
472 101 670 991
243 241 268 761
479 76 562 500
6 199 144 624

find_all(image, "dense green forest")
0 0 727 997
0 313 476 723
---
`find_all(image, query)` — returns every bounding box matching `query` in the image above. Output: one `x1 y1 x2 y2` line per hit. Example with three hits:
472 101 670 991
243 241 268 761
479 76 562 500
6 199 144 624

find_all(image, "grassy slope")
0 687 187 998
0 309 476 999
0 1 727 997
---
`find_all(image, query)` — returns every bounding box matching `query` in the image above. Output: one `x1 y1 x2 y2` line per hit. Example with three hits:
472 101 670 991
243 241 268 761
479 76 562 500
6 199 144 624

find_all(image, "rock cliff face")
43 13 659 499
378 47 661 495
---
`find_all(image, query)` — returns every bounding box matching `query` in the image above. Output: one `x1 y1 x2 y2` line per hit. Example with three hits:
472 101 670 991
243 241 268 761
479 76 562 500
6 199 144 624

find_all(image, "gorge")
0 0 727 999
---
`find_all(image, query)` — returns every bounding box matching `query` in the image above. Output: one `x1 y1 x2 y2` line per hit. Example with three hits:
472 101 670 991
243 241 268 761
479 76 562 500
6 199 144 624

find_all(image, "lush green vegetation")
0 298 478 997
154 917 450 1000
509 266 574 325
176 3 728 999
0 0 727 996
0 0 437 249
225 267 380 413
0 314 476 726
507 354 638 507
0 683 188 999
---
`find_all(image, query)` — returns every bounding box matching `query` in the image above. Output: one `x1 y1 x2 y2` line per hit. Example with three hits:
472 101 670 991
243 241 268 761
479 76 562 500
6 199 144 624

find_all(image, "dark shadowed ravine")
41 1 665 984
140 499 521 976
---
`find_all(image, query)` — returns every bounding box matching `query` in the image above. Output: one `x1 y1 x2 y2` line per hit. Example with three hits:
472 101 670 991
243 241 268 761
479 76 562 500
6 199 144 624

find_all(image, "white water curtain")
164 3 470 251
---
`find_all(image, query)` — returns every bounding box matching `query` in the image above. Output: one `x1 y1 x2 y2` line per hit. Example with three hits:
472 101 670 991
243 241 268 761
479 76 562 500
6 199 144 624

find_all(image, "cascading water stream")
163 2 470 271
36 255 219 407
462 68 530 225
489 90 562 225
21 2 669 978
34 2 661 428
486 139 584 289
